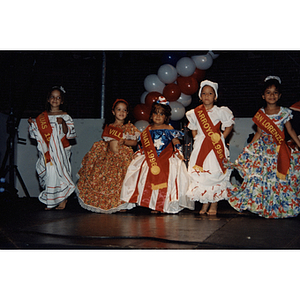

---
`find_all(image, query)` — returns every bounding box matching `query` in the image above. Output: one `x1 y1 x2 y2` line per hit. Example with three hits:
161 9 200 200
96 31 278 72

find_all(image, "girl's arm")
57 117 68 134
222 125 233 139
191 130 197 138
109 140 119 153
119 139 138 147
285 120 300 149
250 127 262 144
172 138 184 160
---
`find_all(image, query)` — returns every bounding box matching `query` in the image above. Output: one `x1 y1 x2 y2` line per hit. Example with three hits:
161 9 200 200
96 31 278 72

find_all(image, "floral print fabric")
76 122 140 213
228 107 300 218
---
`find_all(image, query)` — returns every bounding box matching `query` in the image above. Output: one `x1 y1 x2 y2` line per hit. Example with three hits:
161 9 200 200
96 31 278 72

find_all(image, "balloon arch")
133 51 219 132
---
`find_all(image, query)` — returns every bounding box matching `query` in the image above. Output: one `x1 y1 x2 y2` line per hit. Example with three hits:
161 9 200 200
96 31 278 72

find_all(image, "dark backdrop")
1 50 300 122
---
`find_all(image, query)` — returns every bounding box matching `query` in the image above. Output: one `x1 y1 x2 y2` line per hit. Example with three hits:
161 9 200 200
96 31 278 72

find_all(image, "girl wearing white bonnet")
186 80 235 215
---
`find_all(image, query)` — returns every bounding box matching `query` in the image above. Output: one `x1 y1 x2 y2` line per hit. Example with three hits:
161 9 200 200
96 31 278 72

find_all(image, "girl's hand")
176 152 184 161
57 117 64 124
118 139 126 146
57 117 68 134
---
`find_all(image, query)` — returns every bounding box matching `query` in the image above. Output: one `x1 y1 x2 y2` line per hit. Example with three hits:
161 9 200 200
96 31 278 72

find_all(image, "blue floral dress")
227 107 300 218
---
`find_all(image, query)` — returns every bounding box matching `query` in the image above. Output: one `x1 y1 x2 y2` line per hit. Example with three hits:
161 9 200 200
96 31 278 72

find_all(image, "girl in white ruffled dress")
186 80 235 215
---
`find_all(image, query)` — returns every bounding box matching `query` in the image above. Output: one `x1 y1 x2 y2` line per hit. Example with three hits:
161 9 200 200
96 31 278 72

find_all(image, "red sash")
252 109 291 179
102 124 123 141
36 111 70 163
290 101 300 112
130 126 172 212
193 105 226 173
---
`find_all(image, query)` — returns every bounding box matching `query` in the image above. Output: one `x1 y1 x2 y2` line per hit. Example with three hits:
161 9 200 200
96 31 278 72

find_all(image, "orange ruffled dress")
76 122 140 213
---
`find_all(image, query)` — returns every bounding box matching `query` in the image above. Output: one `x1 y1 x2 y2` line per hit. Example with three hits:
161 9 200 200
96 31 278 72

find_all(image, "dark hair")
103 99 130 129
149 102 172 125
262 78 282 95
45 86 66 112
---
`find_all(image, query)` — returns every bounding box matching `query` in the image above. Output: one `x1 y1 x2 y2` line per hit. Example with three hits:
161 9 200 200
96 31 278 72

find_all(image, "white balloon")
157 64 178 84
177 93 192 107
191 54 213 70
134 120 149 132
169 101 186 121
140 91 148 104
144 74 165 93
176 57 196 77
208 50 219 59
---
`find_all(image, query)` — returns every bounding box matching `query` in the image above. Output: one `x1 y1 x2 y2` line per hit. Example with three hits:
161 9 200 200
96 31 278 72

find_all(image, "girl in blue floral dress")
120 96 195 213
228 76 300 218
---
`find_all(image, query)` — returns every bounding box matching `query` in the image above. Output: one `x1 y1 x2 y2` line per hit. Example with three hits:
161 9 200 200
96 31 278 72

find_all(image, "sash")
102 124 123 141
252 109 291 179
36 111 70 164
290 101 300 112
138 126 172 212
193 105 226 173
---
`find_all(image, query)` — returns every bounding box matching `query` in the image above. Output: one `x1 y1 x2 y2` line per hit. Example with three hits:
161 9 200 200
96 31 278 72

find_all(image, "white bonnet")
198 80 218 99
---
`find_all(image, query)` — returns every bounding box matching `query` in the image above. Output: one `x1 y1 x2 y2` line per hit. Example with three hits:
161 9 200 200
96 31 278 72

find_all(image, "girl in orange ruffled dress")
76 99 140 213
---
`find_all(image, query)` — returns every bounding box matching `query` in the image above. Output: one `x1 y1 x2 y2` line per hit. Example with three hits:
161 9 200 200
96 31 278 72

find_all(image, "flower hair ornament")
52 85 66 94
112 98 128 109
264 76 281 84
156 96 169 105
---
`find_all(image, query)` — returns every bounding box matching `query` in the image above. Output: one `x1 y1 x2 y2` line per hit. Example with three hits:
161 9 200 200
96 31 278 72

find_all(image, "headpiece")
264 76 281 84
156 96 169 105
198 80 218 99
52 85 66 94
112 98 128 109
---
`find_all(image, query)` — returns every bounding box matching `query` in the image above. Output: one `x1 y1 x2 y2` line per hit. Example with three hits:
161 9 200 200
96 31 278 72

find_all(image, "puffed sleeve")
123 122 141 140
62 114 76 139
219 106 235 131
282 107 293 124
186 109 198 130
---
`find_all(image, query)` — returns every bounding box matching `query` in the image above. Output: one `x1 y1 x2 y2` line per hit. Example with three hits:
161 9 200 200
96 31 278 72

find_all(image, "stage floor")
1 195 300 249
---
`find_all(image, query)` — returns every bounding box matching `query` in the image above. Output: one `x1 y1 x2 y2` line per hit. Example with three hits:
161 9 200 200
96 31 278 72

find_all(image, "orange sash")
193 105 226 173
102 124 123 141
36 111 70 163
252 109 291 179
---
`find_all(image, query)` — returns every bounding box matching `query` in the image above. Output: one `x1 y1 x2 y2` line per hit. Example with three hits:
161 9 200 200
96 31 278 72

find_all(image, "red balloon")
177 76 199 95
133 104 151 121
191 68 206 82
163 83 181 102
145 91 162 107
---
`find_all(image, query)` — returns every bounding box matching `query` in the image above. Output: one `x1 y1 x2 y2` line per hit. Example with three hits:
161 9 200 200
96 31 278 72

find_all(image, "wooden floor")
1 194 300 249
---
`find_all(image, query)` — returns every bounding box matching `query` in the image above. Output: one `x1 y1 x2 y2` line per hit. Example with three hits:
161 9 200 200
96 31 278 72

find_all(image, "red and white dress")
29 112 76 208
186 105 235 203
120 128 194 213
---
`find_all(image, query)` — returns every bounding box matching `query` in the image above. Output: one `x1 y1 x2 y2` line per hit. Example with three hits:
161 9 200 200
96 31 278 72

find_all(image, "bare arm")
222 125 233 139
191 130 197 138
250 127 262 144
57 117 68 134
285 120 300 149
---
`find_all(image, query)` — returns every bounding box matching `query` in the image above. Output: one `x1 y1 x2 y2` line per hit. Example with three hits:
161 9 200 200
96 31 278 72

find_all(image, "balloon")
134 120 149 132
208 50 219 59
161 53 179 66
133 104 151 121
145 91 162 107
144 74 165 93
169 101 185 121
176 57 196 77
140 91 148 104
191 68 206 82
157 64 178 84
163 83 181 102
177 76 198 95
191 54 213 70
177 93 192 107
